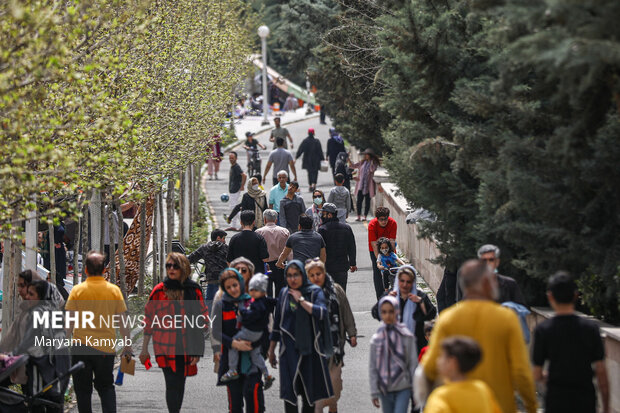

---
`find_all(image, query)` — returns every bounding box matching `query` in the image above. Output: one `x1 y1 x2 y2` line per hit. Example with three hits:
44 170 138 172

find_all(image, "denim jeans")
204 282 219 315
379 388 411 413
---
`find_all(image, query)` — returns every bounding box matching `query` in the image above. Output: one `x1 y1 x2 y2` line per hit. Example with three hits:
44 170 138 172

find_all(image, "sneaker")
263 375 275 390
220 370 240 383
214 173 218 180
355 216 362 222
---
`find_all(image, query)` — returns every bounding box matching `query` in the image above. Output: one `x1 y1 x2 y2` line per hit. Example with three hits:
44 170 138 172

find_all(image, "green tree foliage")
1 0 251 239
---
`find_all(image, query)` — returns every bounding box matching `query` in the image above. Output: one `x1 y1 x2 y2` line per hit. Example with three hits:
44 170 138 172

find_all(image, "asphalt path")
73 117 382 412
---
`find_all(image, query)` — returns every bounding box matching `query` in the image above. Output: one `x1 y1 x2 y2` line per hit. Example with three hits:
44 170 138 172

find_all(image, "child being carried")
221 273 276 389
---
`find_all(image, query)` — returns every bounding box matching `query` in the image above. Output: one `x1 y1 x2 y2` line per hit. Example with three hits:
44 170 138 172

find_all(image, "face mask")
252 184 259 191
380 248 389 255
313 197 322 205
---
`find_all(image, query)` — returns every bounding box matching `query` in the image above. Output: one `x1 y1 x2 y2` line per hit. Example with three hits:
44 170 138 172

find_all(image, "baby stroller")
0 354 84 413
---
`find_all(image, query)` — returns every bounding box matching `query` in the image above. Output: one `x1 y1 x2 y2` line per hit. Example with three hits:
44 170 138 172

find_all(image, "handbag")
320 160 329 172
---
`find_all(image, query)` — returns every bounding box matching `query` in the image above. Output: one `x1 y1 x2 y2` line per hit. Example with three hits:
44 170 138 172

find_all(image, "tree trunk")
90 190 102 251
179 169 185 246
167 176 174 255
159 190 165 280
25 204 37 270
152 194 159 287
107 200 116 284
138 199 147 296
194 163 201 221
99 201 105 253
48 223 56 284
81 200 89 284
73 212 81 285
1 238 15 331
115 198 127 298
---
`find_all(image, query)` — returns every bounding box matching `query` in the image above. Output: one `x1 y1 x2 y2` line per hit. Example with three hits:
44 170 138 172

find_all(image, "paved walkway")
72 115 384 413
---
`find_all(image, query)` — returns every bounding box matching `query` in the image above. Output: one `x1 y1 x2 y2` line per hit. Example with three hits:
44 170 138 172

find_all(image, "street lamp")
258 25 270 126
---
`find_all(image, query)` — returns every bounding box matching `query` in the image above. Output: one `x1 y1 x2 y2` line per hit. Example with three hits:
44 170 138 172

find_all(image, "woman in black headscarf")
267 260 333 413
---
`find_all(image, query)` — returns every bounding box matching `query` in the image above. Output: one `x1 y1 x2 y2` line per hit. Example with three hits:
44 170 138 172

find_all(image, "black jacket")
228 193 266 221
240 296 276 332
371 291 437 355
437 269 457 313
327 138 345 170
456 273 526 306
318 218 356 273
187 241 228 282
296 135 324 171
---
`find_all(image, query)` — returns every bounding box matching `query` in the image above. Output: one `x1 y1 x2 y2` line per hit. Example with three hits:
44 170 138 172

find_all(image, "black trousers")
330 271 348 292
55 274 69 301
226 373 265 413
370 251 384 300
307 169 319 187
162 360 186 413
284 378 313 413
72 348 116 413
267 260 286 298
356 190 371 217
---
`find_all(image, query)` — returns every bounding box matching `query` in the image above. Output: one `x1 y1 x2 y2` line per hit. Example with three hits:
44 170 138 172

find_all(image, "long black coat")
296 135 324 171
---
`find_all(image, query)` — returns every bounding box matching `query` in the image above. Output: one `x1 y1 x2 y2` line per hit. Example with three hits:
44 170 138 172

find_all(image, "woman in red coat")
139 252 209 413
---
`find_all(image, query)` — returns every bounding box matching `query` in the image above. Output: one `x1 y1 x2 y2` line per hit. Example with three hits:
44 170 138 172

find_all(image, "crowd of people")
0 121 611 413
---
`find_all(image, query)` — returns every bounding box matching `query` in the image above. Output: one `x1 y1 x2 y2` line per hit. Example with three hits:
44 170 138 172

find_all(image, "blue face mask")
313 197 323 205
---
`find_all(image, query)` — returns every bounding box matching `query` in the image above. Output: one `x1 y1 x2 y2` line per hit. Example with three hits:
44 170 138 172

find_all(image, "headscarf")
330 130 344 144
392 265 418 334
247 180 267 227
221 268 251 302
373 295 414 395
284 261 332 357
322 274 342 362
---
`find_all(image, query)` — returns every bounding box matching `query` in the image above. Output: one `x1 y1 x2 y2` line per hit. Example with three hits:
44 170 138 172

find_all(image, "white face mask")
380 248 389 255
252 184 259 191
313 197 323 205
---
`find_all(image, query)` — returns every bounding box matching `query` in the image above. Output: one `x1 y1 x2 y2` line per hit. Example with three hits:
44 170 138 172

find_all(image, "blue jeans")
204 283 219 315
379 388 411 413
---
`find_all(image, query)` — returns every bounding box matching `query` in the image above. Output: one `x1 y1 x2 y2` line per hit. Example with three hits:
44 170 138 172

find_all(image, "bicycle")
246 147 261 178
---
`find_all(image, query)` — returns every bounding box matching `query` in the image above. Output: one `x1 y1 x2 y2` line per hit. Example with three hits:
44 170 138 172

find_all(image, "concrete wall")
528 308 620 413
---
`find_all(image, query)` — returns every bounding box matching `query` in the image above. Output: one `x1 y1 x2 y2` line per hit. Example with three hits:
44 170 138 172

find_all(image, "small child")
376 237 405 291
327 173 351 223
369 295 417 413
424 336 501 413
221 273 276 389
418 320 434 362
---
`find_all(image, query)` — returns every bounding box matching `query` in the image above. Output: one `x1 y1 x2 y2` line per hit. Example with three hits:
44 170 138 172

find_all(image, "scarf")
161 276 204 356
246 181 267 227
331 134 344 144
392 265 418 334
311 203 322 231
322 274 342 363
374 295 413 395
221 268 251 302
284 261 333 357
360 160 371 194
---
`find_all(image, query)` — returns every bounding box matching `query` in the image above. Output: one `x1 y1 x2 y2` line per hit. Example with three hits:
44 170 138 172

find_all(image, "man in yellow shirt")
425 336 502 413
420 260 537 413
66 251 131 413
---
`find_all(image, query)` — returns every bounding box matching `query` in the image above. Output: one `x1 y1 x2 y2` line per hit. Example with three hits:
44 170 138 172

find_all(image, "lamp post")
257 25 270 126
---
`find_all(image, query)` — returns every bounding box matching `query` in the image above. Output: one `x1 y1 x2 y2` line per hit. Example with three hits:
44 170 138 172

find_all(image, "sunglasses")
236 267 249 273
305 257 321 264
165 263 180 270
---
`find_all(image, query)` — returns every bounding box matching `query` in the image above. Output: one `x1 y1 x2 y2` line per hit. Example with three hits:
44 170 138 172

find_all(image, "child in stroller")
375 237 405 292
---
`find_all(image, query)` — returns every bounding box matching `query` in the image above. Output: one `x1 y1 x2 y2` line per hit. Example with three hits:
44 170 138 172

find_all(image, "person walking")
350 148 379 221
267 260 334 413
317 203 357 291
475 244 526 305
371 266 436 355
226 151 247 231
264 138 297 186
256 209 291 297
417 259 537 413
306 259 357 413
187 228 228 314
212 269 266 413
368 207 398 299
207 141 223 180
279 181 307 234
327 174 351 223
139 252 209 413
532 272 609 413
227 177 268 228
277 214 326 268
326 128 345 175
369 295 417 413
268 170 290 214
296 128 324 192
269 116 294 149
227 210 269 276
306 189 326 231
65 251 131 413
